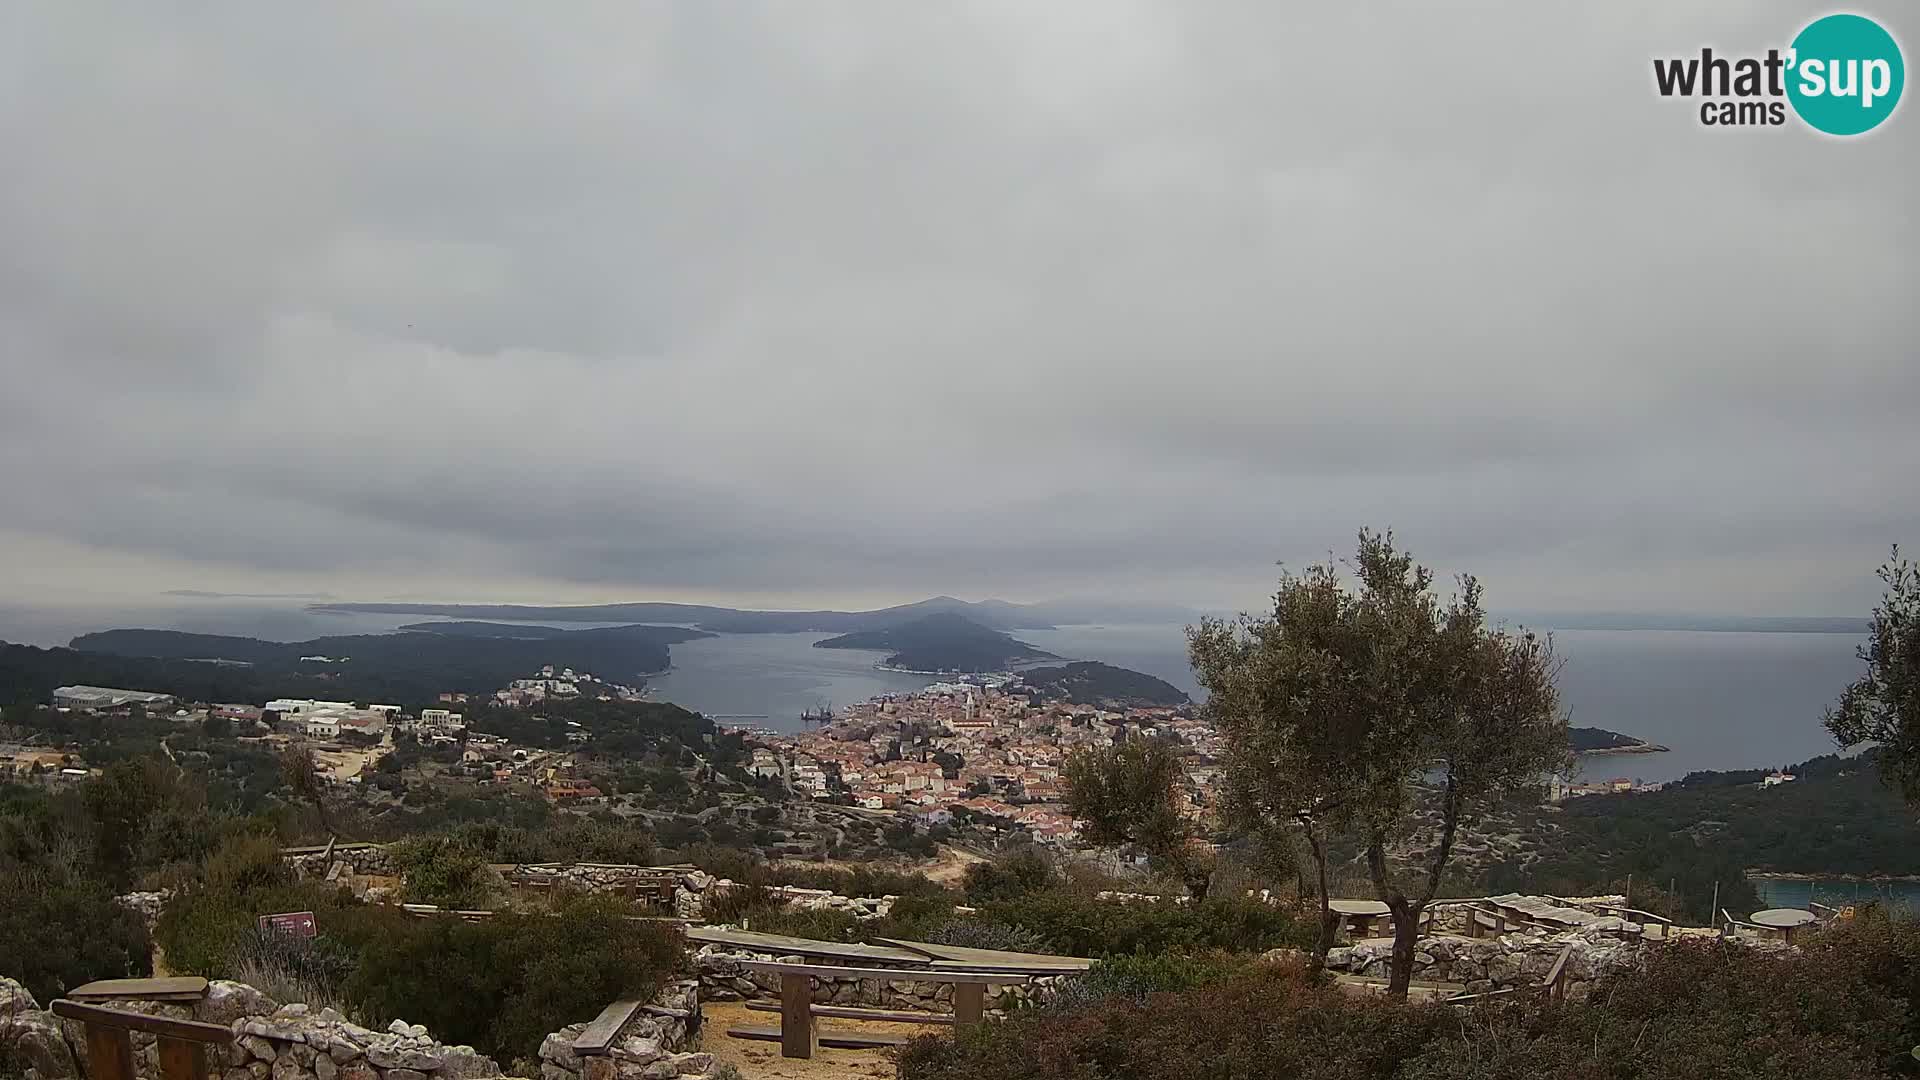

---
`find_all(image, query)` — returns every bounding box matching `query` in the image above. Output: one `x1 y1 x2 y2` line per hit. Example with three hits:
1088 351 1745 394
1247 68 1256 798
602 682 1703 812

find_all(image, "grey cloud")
0 0 1914 616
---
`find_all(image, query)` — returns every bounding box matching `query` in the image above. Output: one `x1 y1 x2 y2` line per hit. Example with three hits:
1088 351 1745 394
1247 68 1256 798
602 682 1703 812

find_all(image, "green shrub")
702 882 773 925
734 904 864 943
388 835 502 909
901 935 1920 1080
346 894 683 1061
962 848 1057 905
919 918 1049 955
0 867 152 1003
979 890 1310 957
1048 951 1249 1010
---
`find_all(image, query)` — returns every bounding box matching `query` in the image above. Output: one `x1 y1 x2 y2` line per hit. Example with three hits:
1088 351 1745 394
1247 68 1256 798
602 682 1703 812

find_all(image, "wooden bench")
725 961 1030 1059
50 1000 232 1080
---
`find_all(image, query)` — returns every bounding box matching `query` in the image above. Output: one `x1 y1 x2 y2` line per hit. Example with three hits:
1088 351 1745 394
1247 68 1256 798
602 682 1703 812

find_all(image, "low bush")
978 890 1311 957
1046 950 1249 1010
901 934 1920 1080
346 894 684 1061
962 848 1057 905
919 918 1048 955
388 834 502 909
0 867 152 1003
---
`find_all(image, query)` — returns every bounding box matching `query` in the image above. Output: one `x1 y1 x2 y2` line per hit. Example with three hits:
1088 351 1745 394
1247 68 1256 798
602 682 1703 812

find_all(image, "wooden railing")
49 1000 232 1080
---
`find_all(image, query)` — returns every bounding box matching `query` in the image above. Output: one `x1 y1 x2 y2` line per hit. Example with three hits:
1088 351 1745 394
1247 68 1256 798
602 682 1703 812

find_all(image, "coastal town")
2 664 1713 856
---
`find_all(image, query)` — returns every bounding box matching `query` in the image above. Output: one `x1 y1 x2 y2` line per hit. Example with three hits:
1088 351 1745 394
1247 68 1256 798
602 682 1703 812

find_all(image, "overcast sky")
1 2 1913 618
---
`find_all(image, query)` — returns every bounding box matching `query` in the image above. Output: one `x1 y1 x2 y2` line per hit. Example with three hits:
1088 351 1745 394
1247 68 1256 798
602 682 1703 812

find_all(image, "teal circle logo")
1787 14 1904 135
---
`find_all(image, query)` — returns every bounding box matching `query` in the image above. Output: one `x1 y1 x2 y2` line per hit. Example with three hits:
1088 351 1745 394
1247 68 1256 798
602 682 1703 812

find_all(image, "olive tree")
1189 560 1367 972
1200 530 1567 998
1826 546 1920 806
1062 737 1213 899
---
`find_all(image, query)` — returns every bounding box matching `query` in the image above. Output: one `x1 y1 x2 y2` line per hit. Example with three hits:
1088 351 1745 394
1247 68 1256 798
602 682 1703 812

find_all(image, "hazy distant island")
312 595 1061 633
6 622 713 705
813 612 1058 673
1569 726 1669 755
1018 660 1190 709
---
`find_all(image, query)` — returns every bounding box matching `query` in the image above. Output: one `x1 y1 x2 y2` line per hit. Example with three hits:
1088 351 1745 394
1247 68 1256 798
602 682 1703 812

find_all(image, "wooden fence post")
953 982 986 1026
780 973 816 1060
84 1025 137 1080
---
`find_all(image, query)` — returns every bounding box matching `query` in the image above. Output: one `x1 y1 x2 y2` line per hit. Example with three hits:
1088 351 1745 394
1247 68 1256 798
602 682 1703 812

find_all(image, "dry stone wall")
2 976 727 1080
1326 928 1634 1001
533 981 713 1080
692 945 1061 1016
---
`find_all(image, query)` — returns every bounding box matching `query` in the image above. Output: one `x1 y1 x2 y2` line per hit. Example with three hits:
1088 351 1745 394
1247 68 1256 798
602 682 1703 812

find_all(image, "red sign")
258 911 317 939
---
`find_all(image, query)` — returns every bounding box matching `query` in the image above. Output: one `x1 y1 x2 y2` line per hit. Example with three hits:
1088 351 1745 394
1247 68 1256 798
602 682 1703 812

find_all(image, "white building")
418 708 465 732
265 699 354 716
304 716 341 739
52 686 174 711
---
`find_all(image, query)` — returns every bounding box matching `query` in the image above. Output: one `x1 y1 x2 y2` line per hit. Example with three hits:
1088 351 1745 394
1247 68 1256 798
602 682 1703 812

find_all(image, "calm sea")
0 605 1868 785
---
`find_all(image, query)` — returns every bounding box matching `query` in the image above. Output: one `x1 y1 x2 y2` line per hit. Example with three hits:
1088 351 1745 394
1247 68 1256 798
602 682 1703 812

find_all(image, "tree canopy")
1826 546 1920 807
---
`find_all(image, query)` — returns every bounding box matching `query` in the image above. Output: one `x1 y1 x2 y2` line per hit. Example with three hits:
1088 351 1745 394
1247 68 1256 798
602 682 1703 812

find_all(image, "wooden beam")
571 999 643 1056
780 972 816 1060
735 961 1029 985
50 1001 233 1045
745 1002 955 1025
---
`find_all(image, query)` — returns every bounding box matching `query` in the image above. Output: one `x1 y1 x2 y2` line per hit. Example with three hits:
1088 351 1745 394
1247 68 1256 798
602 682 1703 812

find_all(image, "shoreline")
1748 871 1920 883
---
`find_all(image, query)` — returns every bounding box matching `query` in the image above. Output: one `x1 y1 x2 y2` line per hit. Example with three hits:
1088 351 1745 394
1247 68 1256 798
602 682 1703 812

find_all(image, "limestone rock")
670 1052 714 1075
609 1035 661 1065
200 982 278 1027
0 1013 80 1080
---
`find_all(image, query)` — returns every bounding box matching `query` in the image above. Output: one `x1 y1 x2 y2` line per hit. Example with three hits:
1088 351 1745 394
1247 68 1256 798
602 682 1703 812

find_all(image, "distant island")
312 595 1059 633
13 623 713 706
1018 661 1190 709
1569 726 1669 755
813 612 1058 673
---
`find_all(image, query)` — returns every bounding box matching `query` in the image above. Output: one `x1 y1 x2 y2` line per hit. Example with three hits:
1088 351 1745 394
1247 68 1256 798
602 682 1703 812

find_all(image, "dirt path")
919 844 986 886
698 1001 909 1079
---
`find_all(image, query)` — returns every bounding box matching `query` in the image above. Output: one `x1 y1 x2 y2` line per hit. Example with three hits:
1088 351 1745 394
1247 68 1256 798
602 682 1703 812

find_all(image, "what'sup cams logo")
1654 12 1904 134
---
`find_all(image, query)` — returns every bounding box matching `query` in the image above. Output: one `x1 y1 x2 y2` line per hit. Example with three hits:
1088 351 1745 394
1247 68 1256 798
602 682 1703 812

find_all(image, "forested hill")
3 623 711 707
1484 749 1920 916
813 613 1058 673
1018 661 1190 708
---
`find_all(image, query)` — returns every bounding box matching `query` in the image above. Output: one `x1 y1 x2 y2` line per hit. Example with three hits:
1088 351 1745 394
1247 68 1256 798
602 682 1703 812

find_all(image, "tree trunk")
1387 898 1424 998
1364 838 1417 1001
1303 823 1337 974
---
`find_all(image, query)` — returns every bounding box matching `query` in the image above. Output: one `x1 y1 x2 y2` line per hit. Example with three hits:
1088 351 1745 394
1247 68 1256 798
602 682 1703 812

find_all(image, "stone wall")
285 844 397 879
2 977 76 1080
692 945 1061 1016
1326 928 1634 1001
534 981 716 1080
282 844 918 925
1 975 729 1080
